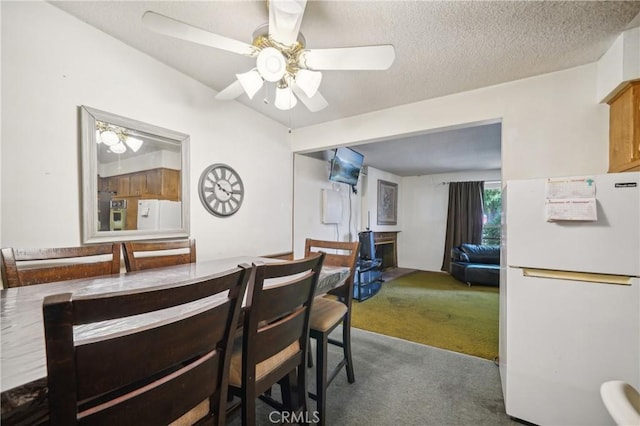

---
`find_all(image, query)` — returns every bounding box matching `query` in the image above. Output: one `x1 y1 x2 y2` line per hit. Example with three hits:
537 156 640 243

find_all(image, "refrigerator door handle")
521 267 634 285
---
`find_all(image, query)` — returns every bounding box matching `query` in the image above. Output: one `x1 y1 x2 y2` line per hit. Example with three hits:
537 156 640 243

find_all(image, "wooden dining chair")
43 265 250 425
0 243 121 288
304 238 360 426
228 252 325 426
122 239 196 272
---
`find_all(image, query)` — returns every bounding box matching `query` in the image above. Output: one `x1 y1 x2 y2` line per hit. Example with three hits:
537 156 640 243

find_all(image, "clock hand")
215 182 232 196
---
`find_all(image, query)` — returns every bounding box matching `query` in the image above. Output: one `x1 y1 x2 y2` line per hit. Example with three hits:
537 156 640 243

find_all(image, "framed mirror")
80 106 190 243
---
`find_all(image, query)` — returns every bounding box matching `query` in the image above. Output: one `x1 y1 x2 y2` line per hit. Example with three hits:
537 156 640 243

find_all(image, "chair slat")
255 308 306 362
79 349 219 425
75 302 230 399
14 245 116 260
123 239 196 272
19 262 116 286
257 273 314 323
1 244 121 288
73 268 241 324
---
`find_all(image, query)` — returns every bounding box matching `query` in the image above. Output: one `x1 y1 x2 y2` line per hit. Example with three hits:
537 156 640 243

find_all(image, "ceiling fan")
142 0 395 112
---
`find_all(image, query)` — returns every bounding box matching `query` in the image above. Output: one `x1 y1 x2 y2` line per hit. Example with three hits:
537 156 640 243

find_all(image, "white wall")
99 150 181 177
360 166 402 233
400 169 502 271
292 63 609 182
597 27 640 102
293 154 361 258
1 1 292 260
0 1 3 247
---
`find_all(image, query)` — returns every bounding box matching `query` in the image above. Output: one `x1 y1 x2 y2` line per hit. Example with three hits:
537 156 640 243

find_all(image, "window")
482 183 502 246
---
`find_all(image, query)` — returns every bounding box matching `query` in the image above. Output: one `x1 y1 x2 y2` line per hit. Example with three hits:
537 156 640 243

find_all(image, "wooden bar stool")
228 253 325 426
305 239 359 426
43 265 250 425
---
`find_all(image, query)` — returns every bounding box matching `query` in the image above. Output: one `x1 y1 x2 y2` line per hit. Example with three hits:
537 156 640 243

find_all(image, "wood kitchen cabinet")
145 168 180 200
99 168 180 201
608 81 640 173
129 173 147 196
117 175 130 196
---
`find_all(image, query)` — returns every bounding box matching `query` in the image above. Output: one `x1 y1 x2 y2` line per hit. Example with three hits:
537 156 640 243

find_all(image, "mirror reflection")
81 106 190 243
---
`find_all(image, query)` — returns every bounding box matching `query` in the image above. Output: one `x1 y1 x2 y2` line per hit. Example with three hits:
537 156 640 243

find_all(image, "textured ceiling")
49 1 640 175
306 122 502 176
354 122 502 176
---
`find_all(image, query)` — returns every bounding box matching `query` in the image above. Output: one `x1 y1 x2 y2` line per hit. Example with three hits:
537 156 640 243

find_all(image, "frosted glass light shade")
236 69 264 99
256 47 286 82
275 85 297 110
295 69 322 98
95 129 102 144
110 142 127 154
100 130 119 146
125 136 144 153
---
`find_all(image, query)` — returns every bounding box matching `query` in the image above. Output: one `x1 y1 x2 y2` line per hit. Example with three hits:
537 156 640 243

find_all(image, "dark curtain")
441 181 484 272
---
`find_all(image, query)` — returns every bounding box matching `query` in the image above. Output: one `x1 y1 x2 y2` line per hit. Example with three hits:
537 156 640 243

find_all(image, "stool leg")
307 343 314 368
241 386 255 426
343 316 355 384
279 370 299 413
315 332 328 426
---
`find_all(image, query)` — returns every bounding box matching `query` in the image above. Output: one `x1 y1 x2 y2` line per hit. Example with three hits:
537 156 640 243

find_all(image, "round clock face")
198 163 245 217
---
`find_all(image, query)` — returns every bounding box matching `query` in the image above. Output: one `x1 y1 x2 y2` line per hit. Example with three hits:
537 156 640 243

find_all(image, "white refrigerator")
502 172 640 426
137 199 182 230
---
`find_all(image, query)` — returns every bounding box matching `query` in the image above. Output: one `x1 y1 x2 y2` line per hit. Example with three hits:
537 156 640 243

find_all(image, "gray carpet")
226 327 518 425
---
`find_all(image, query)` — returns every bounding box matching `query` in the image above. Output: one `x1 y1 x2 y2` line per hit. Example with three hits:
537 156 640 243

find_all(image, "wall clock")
198 163 245 217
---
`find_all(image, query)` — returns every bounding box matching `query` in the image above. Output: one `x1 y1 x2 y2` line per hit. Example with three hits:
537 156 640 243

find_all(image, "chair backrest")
122 239 196 272
1 244 121 288
43 265 250 425
304 239 359 302
241 252 325 395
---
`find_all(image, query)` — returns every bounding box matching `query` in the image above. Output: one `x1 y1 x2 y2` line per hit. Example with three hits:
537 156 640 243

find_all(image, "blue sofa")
450 244 500 286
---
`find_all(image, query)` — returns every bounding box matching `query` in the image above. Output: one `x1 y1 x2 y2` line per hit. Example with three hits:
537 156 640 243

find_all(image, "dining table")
0 256 350 424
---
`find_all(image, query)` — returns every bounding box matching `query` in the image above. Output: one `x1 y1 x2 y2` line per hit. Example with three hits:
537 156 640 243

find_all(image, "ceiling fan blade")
215 80 245 100
268 0 307 46
142 11 254 56
291 83 328 112
301 45 396 70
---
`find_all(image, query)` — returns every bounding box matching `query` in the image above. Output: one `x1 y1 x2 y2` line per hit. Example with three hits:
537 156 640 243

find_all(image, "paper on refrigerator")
544 177 597 221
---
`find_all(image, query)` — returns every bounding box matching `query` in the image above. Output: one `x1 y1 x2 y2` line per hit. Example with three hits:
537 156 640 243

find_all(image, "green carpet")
351 271 499 360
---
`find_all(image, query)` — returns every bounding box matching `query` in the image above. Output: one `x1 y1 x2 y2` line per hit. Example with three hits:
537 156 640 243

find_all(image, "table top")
1 256 349 396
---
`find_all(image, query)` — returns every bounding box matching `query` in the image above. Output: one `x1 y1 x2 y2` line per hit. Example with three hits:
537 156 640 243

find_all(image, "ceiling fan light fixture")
256 47 287 82
100 130 119 146
125 136 144 153
295 69 322 98
275 83 297 110
236 69 264 99
110 141 127 154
